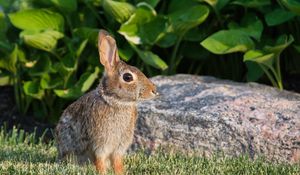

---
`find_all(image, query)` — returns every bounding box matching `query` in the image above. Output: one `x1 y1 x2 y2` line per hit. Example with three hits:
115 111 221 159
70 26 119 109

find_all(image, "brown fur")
55 30 157 174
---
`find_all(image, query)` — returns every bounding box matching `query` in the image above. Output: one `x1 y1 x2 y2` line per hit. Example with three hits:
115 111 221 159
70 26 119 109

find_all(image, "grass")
0 127 299 175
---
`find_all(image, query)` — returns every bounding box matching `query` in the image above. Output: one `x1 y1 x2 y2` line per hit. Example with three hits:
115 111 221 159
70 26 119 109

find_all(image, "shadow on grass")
0 144 56 164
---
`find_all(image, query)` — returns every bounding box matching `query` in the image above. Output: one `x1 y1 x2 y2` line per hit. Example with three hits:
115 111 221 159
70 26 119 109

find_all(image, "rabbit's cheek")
138 88 154 100
116 82 137 101
140 80 157 100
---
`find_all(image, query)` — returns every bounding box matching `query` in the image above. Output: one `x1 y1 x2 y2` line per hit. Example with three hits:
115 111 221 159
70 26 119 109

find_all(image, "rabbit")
55 29 158 174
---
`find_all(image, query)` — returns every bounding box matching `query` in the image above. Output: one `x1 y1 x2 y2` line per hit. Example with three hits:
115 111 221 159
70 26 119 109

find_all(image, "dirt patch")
0 86 54 142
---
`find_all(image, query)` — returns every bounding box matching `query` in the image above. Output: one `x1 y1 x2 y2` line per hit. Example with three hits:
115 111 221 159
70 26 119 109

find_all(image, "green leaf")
245 61 264 82
102 0 135 23
51 0 77 12
232 0 271 8
54 67 100 99
168 0 198 13
242 48 280 89
20 29 64 52
243 35 294 90
87 52 101 67
119 3 167 45
265 8 295 26
279 0 300 15
23 81 45 100
243 50 275 69
118 43 134 61
0 0 13 10
0 74 12 86
0 41 12 52
140 16 168 45
0 11 8 40
156 32 177 48
136 0 160 8
61 54 76 71
16 48 27 63
131 45 168 70
138 51 168 70
8 9 64 31
264 34 294 56
169 5 209 35
73 27 99 45
0 44 18 73
40 74 63 89
52 62 72 79
54 87 82 99
294 45 300 53
199 0 230 11
201 30 254 54
9 9 64 52
78 67 100 92
228 14 263 41
28 56 51 76
76 39 88 58
184 27 207 42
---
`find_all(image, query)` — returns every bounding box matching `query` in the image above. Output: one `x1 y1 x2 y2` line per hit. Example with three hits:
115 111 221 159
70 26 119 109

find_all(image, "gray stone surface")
133 74 300 163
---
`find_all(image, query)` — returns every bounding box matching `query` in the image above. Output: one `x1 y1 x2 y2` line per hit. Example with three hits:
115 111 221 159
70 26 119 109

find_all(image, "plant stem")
24 97 31 114
65 15 74 36
169 35 183 74
50 51 61 60
259 65 278 88
145 65 153 77
40 100 48 122
64 72 73 89
85 1 106 27
14 62 25 114
275 56 283 90
268 65 283 90
14 76 22 113
44 90 55 121
212 7 222 27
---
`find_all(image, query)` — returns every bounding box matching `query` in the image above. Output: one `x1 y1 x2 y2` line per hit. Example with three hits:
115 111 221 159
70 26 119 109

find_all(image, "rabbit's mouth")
138 90 160 101
153 90 160 96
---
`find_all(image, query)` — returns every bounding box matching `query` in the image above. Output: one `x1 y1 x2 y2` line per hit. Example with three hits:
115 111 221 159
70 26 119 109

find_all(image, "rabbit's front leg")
110 153 124 175
94 147 111 174
94 158 106 174
111 141 132 175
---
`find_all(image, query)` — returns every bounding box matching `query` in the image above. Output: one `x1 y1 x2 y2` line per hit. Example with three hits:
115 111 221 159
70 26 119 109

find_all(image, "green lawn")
0 127 299 175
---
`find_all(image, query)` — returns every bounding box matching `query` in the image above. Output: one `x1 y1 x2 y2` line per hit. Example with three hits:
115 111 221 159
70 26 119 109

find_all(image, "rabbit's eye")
123 73 133 82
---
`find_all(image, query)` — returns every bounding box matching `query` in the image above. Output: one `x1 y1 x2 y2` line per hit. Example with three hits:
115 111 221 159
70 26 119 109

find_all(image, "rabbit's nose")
152 90 159 96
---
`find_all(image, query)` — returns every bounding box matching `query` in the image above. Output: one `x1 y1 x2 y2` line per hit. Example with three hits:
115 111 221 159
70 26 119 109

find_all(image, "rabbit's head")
98 30 158 103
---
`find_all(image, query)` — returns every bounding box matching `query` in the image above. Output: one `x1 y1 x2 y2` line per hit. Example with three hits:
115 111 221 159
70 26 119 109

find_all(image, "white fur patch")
101 93 135 106
61 115 72 123
97 88 136 106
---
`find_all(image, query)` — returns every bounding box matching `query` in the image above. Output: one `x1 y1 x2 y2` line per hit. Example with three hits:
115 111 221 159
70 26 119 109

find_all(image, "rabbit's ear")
98 30 120 72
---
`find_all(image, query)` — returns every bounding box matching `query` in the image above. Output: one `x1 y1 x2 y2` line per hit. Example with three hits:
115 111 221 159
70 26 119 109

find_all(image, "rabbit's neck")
97 86 136 107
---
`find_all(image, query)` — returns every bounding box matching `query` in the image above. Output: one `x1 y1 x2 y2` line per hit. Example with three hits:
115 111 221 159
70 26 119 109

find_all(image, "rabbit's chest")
93 107 136 140
109 112 132 131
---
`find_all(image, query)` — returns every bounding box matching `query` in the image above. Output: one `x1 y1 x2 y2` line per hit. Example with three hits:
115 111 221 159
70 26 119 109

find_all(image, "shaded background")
0 0 299 132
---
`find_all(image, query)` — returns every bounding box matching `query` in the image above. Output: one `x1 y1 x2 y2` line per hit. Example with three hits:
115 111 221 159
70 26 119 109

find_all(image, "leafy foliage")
0 0 300 121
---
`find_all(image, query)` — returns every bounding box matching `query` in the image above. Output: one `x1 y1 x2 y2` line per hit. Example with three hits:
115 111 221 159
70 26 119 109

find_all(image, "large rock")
133 74 300 163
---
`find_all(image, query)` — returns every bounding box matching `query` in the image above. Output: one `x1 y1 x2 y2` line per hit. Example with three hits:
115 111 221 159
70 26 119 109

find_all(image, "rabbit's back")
55 90 99 160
